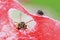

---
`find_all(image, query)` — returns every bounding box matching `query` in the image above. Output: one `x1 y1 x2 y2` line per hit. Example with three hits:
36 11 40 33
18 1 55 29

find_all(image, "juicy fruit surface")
0 0 60 40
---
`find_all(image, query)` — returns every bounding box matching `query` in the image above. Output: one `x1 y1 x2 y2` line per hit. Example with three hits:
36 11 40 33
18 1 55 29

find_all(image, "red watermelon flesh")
0 0 60 40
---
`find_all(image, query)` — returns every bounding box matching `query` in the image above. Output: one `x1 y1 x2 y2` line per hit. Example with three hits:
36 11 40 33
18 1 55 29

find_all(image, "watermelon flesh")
0 0 60 40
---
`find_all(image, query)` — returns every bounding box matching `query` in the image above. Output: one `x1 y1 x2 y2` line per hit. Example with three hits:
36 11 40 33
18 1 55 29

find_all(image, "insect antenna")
26 19 33 24
20 13 22 22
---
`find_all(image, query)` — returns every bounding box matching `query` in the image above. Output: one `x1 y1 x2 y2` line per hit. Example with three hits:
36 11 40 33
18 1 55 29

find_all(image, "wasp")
17 22 27 29
15 13 33 30
15 20 33 30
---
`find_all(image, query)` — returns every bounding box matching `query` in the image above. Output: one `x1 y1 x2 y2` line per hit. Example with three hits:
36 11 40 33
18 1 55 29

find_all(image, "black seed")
37 10 44 15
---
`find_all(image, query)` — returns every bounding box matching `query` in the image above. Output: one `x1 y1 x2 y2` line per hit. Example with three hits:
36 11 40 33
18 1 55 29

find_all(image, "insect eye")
37 10 44 15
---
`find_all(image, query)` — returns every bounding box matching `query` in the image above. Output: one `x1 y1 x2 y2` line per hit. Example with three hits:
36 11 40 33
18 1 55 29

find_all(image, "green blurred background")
18 0 60 21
